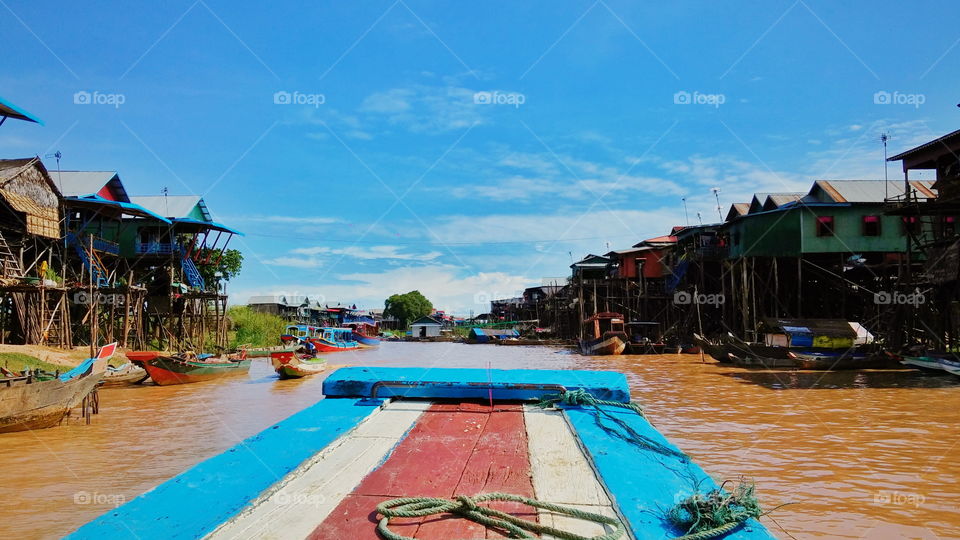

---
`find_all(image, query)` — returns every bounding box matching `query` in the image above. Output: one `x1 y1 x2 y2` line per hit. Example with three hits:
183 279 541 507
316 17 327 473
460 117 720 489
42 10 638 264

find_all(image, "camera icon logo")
673 290 692 304
874 291 892 305
73 291 90 305
473 91 492 105
73 91 92 105
873 91 891 105
273 91 291 105
673 91 691 105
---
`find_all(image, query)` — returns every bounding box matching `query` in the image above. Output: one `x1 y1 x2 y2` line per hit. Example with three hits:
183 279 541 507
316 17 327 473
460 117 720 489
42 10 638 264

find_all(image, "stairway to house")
181 256 206 290
67 233 111 287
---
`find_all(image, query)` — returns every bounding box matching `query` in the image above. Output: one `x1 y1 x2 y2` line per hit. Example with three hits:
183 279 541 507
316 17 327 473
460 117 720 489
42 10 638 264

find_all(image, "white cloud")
238 215 340 224
235 265 535 314
264 256 323 269
290 244 442 261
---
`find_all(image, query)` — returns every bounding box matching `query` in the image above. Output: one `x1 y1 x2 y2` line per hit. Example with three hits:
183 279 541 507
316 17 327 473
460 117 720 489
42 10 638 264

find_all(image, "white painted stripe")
207 400 432 540
524 405 619 539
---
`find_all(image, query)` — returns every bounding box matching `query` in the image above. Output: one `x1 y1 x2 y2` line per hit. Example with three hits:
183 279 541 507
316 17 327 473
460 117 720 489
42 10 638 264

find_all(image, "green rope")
376 492 624 540
537 389 688 460
666 481 763 540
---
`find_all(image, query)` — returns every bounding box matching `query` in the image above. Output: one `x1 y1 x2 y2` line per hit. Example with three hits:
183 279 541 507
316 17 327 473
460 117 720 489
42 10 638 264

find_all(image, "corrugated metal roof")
0 96 43 124
888 129 960 161
130 195 207 220
50 171 119 198
764 193 803 208
811 180 936 203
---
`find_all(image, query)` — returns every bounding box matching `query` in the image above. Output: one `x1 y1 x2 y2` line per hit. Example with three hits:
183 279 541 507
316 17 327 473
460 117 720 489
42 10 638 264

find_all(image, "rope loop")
375 492 624 540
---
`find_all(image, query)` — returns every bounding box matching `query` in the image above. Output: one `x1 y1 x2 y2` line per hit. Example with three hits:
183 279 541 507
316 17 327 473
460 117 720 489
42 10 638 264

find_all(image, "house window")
944 216 956 236
816 216 835 237
901 216 921 235
862 215 881 236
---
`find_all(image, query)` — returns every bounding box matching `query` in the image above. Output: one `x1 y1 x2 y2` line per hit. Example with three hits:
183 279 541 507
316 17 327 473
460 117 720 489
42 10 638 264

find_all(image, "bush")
227 306 288 348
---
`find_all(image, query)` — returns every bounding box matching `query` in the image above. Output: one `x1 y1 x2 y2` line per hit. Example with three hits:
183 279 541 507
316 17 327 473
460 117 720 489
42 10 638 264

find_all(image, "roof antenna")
881 133 889 200
711 187 722 221
697 211 703 225
161 186 169 217
682 197 690 225
44 151 62 193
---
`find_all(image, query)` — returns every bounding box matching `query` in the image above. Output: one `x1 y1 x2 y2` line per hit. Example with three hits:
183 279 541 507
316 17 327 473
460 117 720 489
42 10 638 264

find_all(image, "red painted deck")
308 402 536 540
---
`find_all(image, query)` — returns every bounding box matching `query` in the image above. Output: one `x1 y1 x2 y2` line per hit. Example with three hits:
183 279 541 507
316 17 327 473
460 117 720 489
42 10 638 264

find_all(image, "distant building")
410 315 443 338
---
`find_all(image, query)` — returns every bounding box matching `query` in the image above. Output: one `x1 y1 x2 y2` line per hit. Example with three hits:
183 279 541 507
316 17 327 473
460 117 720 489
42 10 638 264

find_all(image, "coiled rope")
375 492 624 540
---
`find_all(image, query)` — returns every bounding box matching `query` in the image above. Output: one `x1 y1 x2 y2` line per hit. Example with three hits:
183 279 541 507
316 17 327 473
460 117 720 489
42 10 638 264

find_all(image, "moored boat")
126 351 251 386
69 367 777 539
308 327 361 352
346 322 380 347
0 343 115 433
270 351 327 379
280 324 321 346
901 352 960 376
577 312 627 355
101 363 149 387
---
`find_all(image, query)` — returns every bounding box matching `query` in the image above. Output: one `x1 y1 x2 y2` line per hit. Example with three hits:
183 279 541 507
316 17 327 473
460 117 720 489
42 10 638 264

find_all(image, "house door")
420 326 427 337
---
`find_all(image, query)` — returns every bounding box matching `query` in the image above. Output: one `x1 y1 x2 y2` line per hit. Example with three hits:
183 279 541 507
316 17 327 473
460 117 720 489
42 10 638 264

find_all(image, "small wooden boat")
280 324 321 346
270 351 327 379
101 363 149 387
901 353 960 376
0 343 116 433
308 328 360 352
72 367 777 539
578 312 627 355
127 351 251 386
692 333 733 362
345 321 381 348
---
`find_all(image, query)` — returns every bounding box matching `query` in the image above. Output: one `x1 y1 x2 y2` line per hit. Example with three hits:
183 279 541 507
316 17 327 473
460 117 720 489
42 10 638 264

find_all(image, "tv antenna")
44 151 63 193
881 133 889 200
682 197 689 225
711 187 722 221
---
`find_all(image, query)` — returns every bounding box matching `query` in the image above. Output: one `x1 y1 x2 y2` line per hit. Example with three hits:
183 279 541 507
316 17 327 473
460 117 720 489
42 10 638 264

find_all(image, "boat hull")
0 373 102 433
101 364 149 387
578 334 627 355
902 354 960 375
132 354 251 386
270 352 327 379
350 333 380 347
308 338 360 352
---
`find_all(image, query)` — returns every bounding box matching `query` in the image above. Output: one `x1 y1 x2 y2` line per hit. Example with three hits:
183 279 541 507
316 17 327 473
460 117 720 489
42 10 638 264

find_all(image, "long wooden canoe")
270 351 327 379
0 343 115 433
127 351 251 386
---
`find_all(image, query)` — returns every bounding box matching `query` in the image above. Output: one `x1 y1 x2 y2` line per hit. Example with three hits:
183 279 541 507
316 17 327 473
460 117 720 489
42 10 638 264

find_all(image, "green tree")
197 248 243 285
384 290 433 327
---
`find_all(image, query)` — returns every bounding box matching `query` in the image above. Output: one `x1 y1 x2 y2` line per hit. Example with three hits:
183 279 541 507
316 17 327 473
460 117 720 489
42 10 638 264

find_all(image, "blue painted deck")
322 366 631 402
567 404 777 540
67 398 381 540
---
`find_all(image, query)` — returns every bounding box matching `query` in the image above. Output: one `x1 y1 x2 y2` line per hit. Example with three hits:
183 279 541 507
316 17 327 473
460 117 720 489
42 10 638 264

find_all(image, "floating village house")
410 315 442 338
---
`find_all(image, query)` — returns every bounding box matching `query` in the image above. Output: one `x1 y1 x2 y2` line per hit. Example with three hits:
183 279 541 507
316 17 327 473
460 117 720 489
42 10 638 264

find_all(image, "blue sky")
2 1 957 313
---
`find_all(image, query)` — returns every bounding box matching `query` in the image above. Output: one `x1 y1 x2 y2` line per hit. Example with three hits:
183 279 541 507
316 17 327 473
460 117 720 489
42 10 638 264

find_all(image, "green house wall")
726 205 927 258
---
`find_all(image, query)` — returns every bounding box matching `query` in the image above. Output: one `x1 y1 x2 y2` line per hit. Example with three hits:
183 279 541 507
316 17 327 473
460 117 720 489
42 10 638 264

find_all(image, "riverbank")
4 342 958 538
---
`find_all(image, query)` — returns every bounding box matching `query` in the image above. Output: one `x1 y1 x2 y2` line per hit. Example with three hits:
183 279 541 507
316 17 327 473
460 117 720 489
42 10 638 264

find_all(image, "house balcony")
135 242 180 255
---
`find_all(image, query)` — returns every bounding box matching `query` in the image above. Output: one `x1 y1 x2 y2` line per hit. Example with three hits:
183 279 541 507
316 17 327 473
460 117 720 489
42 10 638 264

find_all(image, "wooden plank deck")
209 401 432 540
308 402 537 540
523 405 620 539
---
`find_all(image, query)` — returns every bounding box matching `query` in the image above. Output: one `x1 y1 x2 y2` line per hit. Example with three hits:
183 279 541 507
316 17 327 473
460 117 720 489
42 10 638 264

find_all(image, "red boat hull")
308 338 360 352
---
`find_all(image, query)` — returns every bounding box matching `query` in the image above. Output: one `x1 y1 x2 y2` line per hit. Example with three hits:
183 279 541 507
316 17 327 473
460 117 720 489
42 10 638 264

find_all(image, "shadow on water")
720 367 960 390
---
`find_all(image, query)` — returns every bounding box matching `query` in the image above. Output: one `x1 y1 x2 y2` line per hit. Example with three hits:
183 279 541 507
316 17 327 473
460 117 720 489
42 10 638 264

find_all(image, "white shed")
410 316 443 338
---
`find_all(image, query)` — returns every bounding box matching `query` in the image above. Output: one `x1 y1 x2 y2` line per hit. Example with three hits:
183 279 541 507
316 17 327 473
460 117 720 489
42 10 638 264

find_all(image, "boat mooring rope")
375 492 624 540
537 389 687 460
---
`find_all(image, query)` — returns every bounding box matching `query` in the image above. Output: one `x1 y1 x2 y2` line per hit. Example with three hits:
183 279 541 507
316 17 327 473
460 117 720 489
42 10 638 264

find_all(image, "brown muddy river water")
3 342 959 539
